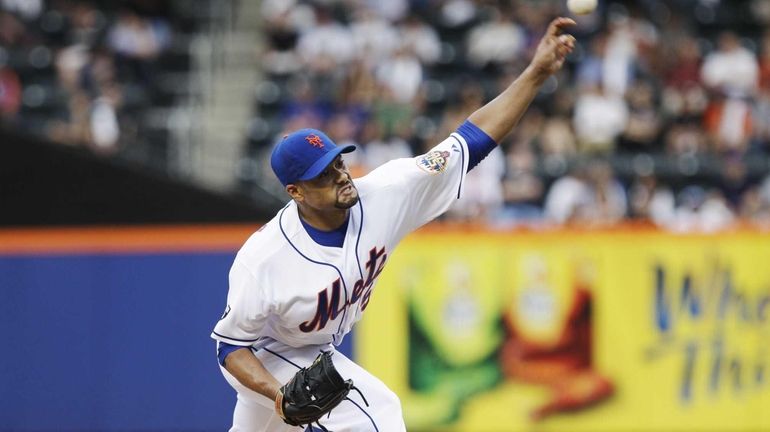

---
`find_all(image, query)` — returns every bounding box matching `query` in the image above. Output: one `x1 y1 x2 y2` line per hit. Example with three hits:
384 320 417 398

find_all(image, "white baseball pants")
219 342 406 432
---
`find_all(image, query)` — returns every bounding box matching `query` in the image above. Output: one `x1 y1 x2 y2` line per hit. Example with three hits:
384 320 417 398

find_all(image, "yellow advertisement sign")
358 230 770 431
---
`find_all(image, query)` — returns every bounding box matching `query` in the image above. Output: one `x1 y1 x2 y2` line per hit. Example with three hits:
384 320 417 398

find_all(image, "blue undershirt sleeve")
217 341 249 367
456 120 498 172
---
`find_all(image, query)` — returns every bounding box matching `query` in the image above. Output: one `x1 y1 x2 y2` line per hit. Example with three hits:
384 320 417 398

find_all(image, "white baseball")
567 0 597 15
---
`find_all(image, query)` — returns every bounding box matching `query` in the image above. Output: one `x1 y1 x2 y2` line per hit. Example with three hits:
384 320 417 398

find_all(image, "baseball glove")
276 351 361 430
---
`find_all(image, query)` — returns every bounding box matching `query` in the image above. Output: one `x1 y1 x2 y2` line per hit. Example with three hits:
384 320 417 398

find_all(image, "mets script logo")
299 246 387 333
305 134 324 148
416 150 450 174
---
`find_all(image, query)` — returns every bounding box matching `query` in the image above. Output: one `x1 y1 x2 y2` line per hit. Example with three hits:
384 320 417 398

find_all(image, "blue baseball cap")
270 128 356 186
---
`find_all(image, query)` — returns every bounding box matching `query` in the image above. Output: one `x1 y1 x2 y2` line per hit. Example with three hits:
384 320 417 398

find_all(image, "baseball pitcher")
211 17 577 431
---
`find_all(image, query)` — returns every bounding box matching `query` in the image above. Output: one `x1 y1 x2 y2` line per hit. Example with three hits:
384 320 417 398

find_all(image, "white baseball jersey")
211 133 469 431
212 133 469 350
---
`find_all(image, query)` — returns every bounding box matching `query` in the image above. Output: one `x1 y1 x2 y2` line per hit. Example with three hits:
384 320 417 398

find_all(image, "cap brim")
297 144 356 182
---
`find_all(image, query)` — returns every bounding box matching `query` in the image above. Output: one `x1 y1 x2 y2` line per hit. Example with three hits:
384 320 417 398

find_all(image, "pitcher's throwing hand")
529 17 577 78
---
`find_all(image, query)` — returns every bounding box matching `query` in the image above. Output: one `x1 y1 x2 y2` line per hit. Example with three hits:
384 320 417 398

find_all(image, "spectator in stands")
659 35 708 159
89 82 121 153
667 186 735 232
619 79 663 152
752 86 770 153
397 13 441 65
436 0 478 31
738 183 770 225
259 1 311 76
582 157 628 226
0 10 25 47
375 44 423 104
627 173 675 225
297 5 354 74
259 0 308 24
602 12 657 97
759 30 770 89
701 31 758 97
759 175 770 221
718 153 754 211
572 83 628 153
701 32 758 153
357 117 412 173
55 43 88 92
498 139 545 225
544 157 627 226
0 63 21 119
81 47 120 96
363 0 409 22
371 84 415 142
507 108 544 156
603 14 637 98
575 35 606 89
664 119 707 155
663 36 702 90
107 7 171 85
702 92 754 153
280 75 332 130
47 89 92 146
544 162 592 225
661 87 708 130
539 114 577 157
337 59 377 126
350 6 399 68
753 30 770 153
67 1 103 48
497 107 544 226
466 7 526 71
1 0 42 21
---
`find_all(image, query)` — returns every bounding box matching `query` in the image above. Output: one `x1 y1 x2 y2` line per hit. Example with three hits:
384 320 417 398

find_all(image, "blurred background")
2 0 770 431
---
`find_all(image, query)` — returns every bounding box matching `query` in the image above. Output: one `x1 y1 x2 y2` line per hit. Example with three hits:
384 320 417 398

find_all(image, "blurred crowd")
0 0 174 155
4 0 770 231
251 0 770 231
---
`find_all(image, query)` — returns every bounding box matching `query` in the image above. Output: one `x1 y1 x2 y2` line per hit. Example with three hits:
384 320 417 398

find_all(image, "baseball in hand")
567 0 597 15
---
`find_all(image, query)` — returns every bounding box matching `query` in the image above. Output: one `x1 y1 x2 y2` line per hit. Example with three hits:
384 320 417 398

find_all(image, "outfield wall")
0 226 333 431
2 226 769 431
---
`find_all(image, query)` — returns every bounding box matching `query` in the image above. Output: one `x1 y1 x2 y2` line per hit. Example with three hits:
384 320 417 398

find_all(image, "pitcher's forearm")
224 348 282 400
467 66 549 143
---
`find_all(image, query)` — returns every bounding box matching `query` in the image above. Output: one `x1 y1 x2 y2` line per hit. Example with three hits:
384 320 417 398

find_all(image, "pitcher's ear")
286 184 303 201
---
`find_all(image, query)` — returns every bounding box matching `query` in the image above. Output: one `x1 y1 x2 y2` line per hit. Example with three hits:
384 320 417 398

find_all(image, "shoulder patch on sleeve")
415 150 451 174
